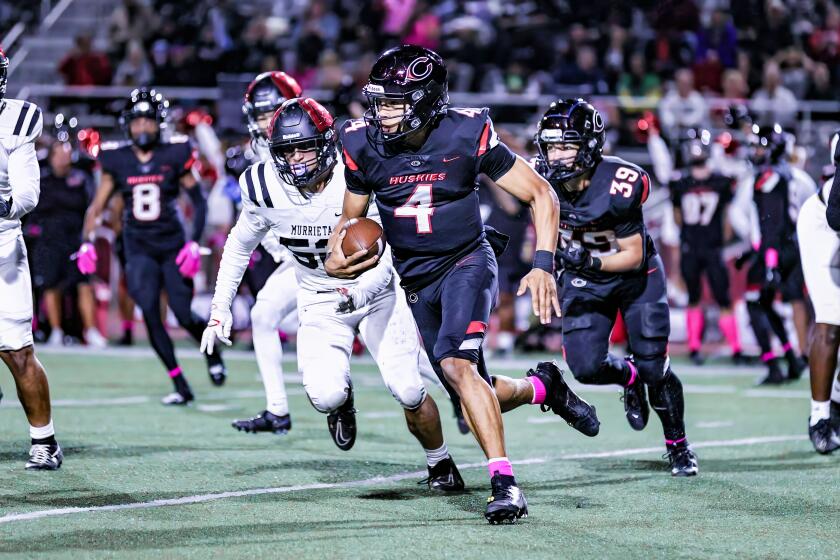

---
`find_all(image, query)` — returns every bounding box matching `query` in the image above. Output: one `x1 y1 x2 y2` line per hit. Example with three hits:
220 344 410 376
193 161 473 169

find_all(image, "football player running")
798 131 840 453
328 46 598 524
79 88 226 405
230 71 302 435
0 48 63 469
202 98 465 492
534 98 698 477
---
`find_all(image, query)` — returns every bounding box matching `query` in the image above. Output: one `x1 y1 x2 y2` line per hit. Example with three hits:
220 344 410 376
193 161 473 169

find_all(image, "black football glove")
0 195 12 218
558 244 599 272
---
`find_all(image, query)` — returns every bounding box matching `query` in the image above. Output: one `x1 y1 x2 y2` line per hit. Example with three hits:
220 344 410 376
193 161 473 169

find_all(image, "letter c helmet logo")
406 57 432 82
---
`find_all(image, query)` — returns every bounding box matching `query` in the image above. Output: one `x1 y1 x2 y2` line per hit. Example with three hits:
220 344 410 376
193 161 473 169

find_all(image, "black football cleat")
809 418 840 454
665 444 698 477
731 351 750 366
689 350 705 366
785 354 806 381
757 359 785 385
453 403 470 435
161 390 194 406
232 410 292 435
422 456 465 492
485 474 528 524
118 329 133 346
327 389 357 451
830 401 840 431
25 443 63 470
206 355 227 387
621 357 649 431
527 361 599 437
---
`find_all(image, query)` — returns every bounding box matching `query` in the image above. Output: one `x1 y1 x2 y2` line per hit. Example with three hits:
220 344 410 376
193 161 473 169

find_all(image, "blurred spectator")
57 34 112 86
113 40 153 87
695 9 738 68
806 62 835 100
617 51 662 112
107 0 157 61
720 68 748 100
555 45 609 95
659 68 708 133
751 60 798 126
776 47 813 100
402 1 441 50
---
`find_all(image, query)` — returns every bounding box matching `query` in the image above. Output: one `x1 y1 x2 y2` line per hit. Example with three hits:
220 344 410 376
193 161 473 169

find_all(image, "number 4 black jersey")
669 172 733 249
99 139 196 252
556 155 654 282
340 107 516 291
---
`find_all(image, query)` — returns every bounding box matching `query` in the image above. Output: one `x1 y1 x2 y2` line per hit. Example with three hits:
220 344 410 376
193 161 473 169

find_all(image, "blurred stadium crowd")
6 0 837 358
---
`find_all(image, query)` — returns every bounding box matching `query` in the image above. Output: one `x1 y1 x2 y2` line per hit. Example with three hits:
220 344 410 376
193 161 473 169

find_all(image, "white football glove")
335 286 369 315
200 305 233 354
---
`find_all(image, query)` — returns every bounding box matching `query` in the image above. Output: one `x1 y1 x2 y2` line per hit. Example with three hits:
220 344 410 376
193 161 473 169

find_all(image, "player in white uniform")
797 132 840 453
0 50 63 469
201 98 465 490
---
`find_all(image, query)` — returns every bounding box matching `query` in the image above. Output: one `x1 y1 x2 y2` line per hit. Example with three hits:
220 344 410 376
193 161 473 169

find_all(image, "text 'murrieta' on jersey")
0 99 43 236
340 107 516 291
669 172 734 248
98 139 196 250
556 155 653 281
239 159 374 291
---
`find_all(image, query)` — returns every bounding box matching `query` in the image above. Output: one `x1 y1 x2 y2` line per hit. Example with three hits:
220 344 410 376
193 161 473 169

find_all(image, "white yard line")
0 434 806 525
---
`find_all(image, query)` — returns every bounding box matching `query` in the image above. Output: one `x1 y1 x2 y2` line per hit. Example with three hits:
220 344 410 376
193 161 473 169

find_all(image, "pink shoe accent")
686 307 704 352
718 314 742 354
764 247 779 269
168 366 183 379
782 341 793 353
488 458 514 478
761 351 775 363
625 359 638 387
528 375 547 405
121 320 133 332
665 437 686 445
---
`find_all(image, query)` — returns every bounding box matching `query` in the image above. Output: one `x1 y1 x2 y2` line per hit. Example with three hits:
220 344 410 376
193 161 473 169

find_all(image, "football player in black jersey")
78 88 226 405
534 98 698 477
740 124 810 385
669 131 743 365
328 45 599 524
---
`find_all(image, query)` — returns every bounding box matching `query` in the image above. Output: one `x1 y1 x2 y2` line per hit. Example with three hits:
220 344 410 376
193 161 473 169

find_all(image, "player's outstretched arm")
82 172 115 241
325 189 379 279
494 156 562 325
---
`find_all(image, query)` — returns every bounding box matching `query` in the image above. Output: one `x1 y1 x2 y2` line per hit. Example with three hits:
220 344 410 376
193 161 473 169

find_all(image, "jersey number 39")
609 167 638 198
395 183 434 234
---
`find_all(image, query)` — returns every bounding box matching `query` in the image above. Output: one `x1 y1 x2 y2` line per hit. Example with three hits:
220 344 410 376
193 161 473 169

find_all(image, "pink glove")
764 247 779 269
175 241 201 278
75 242 98 275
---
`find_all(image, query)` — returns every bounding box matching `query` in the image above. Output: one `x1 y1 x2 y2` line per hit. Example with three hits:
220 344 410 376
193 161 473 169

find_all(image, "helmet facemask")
363 82 447 149
269 131 336 193
536 129 601 184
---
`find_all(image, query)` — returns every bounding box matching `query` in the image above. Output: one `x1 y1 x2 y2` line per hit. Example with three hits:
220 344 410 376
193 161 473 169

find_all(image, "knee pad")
305 385 349 414
565 351 606 384
635 353 670 385
250 300 279 331
387 379 426 410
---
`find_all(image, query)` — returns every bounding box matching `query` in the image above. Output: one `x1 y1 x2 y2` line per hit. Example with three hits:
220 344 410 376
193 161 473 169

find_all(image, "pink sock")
761 351 775 363
122 320 133 331
488 457 514 478
782 341 793 353
168 366 183 378
665 437 686 446
718 314 742 354
625 359 638 387
686 308 704 352
528 375 547 405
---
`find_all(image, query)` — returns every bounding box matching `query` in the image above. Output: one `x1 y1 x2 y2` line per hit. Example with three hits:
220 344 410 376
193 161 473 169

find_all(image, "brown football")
341 217 385 260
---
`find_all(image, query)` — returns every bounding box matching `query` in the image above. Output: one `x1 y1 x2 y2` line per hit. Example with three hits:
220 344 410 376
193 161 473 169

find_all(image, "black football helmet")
679 128 712 166
119 88 169 150
268 97 337 191
243 71 302 143
363 44 449 148
723 104 754 130
0 48 8 103
748 123 787 165
535 98 606 183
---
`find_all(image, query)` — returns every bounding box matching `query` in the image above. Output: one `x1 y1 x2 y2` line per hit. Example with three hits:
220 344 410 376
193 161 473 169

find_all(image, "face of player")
376 100 408 134
256 111 273 137
49 141 73 176
129 116 160 149
545 143 580 169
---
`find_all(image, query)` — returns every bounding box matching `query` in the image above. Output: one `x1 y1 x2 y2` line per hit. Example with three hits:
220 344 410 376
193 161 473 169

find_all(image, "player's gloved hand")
0 195 13 218
763 247 781 289
200 305 233 355
74 242 98 275
334 286 368 314
558 244 600 272
176 241 201 278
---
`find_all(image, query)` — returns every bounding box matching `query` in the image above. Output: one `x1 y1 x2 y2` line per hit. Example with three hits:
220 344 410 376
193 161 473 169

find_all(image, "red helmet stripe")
271 72 302 100
299 98 334 132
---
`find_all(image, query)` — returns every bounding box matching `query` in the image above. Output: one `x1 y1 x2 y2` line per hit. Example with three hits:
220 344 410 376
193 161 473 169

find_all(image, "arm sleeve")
5 111 44 221
260 232 291 263
827 172 840 231
647 133 674 185
210 177 271 309
354 246 394 301
185 183 207 242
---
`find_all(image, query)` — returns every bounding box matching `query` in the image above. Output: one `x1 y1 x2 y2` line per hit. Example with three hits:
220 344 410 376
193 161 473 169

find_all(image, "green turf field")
0 349 837 559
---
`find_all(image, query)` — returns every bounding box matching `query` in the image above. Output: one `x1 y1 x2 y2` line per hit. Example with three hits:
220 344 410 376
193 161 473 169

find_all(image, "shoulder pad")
0 99 43 143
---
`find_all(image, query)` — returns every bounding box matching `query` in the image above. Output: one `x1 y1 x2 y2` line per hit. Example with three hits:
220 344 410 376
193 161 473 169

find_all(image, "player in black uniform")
741 124 808 385
669 131 743 365
327 45 598 524
78 88 226 404
534 98 698 477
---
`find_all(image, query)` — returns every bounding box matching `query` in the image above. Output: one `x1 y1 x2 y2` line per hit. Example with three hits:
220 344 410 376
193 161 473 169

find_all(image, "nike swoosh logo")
335 212 342 216
443 156 460 163
335 422 351 446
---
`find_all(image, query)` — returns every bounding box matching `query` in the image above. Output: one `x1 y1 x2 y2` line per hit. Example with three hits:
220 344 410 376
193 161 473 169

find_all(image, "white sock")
424 443 449 467
252 321 289 417
810 400 830 426
30 420 55 440
496 331 515 352
831 376 840 404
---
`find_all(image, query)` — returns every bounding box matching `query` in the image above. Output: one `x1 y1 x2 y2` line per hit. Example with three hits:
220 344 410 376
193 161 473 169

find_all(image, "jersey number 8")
610 167 638 198
132 183 161 221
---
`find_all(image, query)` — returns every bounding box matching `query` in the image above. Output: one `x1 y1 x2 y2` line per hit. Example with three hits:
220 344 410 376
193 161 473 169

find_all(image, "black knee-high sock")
747 301 774 355
648 369 686 442
182 312 223 366
760 298 789 345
